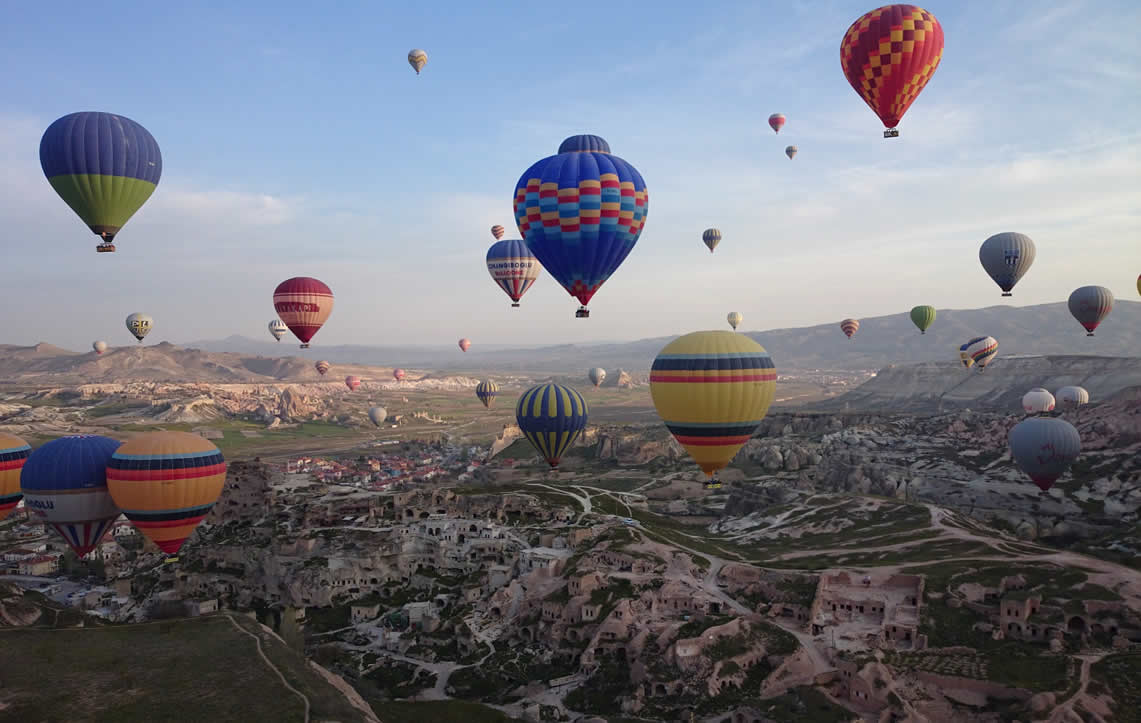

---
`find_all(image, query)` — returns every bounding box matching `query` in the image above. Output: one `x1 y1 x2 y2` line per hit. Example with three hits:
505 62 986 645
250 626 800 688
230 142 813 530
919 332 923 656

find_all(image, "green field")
0 614 369 722
371 700 522 722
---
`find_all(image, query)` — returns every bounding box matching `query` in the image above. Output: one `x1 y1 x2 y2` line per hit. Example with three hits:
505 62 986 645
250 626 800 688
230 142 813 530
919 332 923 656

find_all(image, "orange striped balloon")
840 318 860 339
106 431 226 556
0 432 31 522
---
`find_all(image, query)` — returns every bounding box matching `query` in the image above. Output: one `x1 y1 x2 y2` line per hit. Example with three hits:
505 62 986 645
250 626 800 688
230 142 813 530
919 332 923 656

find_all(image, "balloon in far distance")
106 431 226 556
368 406 387 427
19 435 123 557
962 336 998 370
840 319 860 339
909 305 935 334
345 376 361 392
979 232 1036 297
476 381 499 408
1056 386 1089 407
1008 417 1081 492
650 331 777 480
315 360 330 376
768 114 786 133
393 368 406 382
702 228 722 253
727 312 743 331
39 112 162 252
515 383 589 469
785 146 798 159
125 312 153 343
486 239 541 307
514 135 648 319
0 432 31 523
93 340 108 355
1067 286 1114 337
274 277 334 349
588 368 606 388
840 4 944 137
491 225 505 240
1136 273 1140 297
408 49 427 74
268 320 287 341
1022 388 1055 415
458 338 471 352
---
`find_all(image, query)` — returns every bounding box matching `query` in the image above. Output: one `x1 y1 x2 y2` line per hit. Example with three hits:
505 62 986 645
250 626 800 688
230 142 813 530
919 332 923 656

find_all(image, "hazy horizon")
2 0 1138 352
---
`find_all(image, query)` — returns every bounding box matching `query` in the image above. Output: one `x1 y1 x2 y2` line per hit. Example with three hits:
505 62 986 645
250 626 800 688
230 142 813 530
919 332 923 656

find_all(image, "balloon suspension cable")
884 128 900 138
576 306 590 318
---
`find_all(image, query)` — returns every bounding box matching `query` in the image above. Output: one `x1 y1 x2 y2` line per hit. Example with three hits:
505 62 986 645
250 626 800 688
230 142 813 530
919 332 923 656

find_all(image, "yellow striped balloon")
106 431 227 556
0 432 31 522
650 331 777 477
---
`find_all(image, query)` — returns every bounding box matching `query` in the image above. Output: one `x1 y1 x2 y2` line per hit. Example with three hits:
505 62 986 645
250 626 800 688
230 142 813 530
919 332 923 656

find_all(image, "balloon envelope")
274 277 334 347
345 376 361 391
39 112 162 246
20 435 123 556
979 232 1036 296
1022 388 1055 414
1056 386 1089 407
650 331 777 477
840 319 860 338
588 368 606 387
1008 417 1081 492
126 312 153 342
514 135 648 316
106 431 226 555
0 433 31 523
785 146 798 159
702 229 722 253
368 406 387 426
486 240 541 306
476 381 499 408
727 312 742 330
962 336 998 369
491 225 505 240
910 305 935 334
840 5 944 132
1067 286 1114 336
768 114 786 133
458 338 471 352
408 49 427 74
515 383 589 469
393 368 406 382
93 340 108 355
315 360 330 376
268 320 287 341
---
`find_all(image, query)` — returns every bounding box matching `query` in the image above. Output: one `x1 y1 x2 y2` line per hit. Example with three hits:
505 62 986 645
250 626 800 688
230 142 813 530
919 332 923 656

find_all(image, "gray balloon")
979 232 1035 296
1067 285 1114 336
588 368 606 387
1008 417 1080 492
368 406 387 427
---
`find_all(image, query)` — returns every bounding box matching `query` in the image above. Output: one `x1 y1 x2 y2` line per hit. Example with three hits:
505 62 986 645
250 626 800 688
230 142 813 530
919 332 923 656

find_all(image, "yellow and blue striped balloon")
650 331 777 477
515 383 588 469
476 380 500 408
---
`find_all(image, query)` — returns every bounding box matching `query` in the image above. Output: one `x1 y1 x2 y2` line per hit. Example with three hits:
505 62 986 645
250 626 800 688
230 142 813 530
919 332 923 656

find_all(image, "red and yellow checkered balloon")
840 4 944 131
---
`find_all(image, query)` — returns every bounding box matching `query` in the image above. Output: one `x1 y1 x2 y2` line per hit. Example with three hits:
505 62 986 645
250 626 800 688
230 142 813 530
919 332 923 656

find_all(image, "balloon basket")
920 331 926 335
884 128 900 138
575 307 590 318
511 303 520 308
96 244 116 253
163 556 179 565
1001 292 1012 297
1086 333 1095 337
300 343 310 349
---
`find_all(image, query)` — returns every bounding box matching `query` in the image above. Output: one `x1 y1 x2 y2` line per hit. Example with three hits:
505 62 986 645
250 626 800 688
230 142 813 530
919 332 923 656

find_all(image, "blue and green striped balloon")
515 383 588 469
40 112 162 249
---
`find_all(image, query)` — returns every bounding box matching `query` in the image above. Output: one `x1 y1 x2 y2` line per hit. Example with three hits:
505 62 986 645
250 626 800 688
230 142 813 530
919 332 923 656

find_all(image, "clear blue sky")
1 0 1138 351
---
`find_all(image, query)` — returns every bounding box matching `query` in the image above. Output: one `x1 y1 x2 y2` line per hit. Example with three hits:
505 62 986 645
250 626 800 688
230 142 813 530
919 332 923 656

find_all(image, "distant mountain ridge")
185 301 1141 372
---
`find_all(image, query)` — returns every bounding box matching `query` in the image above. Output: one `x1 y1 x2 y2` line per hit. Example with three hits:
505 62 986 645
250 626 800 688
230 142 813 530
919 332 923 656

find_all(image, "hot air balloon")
702 229 722 253
268 320 288 341
20 435 122 557
840 319 860 339
1136 273 1140 297
393 368 406 382
315 360 330 376
1068 286 1114 336
408 49 428 74
962 336 998 370
491 225 505 240
476 381 499 408
39 112 162 252
274 277 334 348
785 146 798 160
93 340 108 355
106 431 226 557
368 406 387 427
768 114 786 133
345 376 361 391
1022 388 1055 415
1008 418 1081 492
458 338 471 352
0 433 31 523
125 312 153 343
650 331 776 489
588 368 606 388
840 5 944 137
514 135 648 318
727 312 743 331
979 232 1036 297
1056 386 1089 407
515 383 589 469
486 239 541 307
910 305 935 334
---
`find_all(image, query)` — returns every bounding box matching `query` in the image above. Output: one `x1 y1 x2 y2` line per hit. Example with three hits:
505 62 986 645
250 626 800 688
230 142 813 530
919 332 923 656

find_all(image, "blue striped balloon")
515 383 589 468
486 240 540 307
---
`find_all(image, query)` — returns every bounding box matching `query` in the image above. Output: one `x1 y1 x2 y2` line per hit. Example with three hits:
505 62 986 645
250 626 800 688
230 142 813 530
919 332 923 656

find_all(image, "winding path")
225 614 311 723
